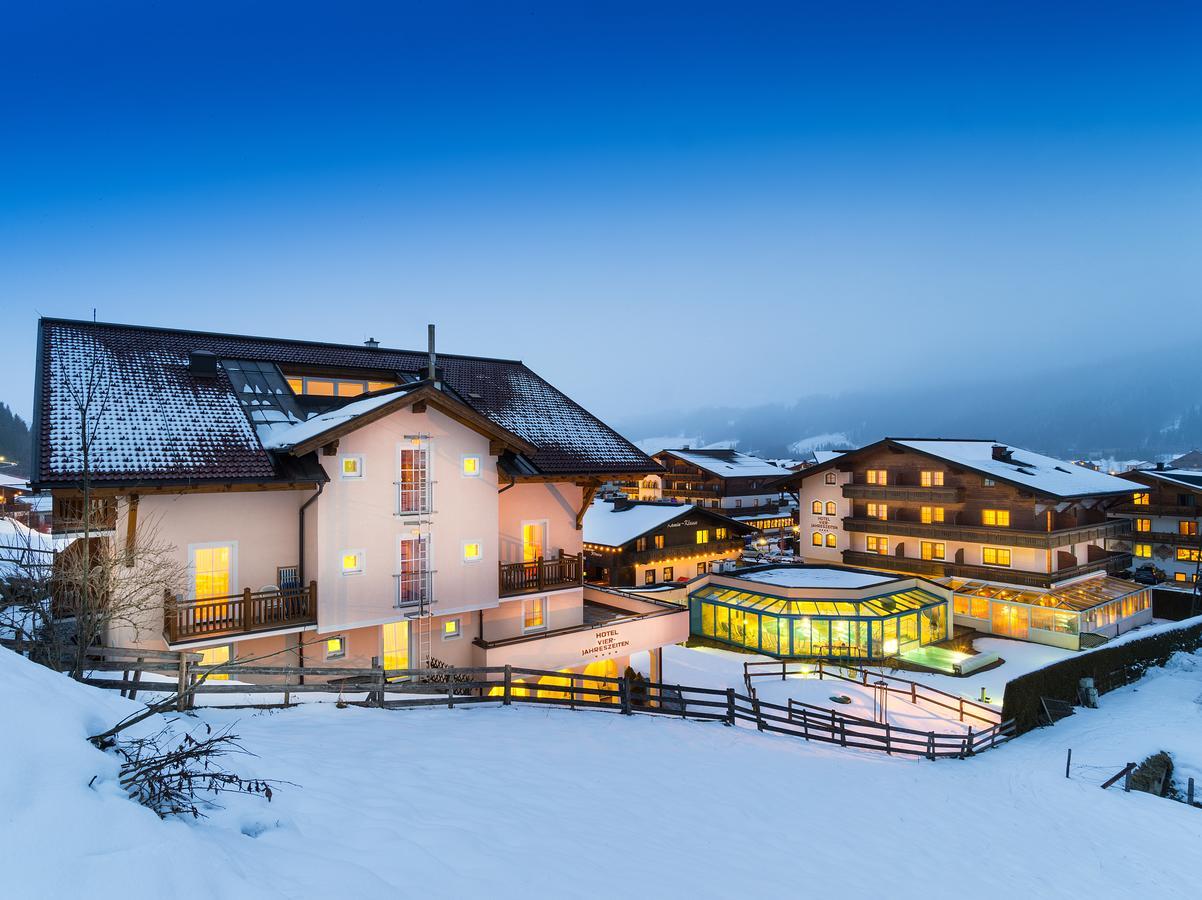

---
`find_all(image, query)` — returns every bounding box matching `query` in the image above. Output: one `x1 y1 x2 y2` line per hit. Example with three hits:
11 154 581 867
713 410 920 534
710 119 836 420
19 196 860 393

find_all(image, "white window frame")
462 539 483 564
341 548 366 576
396 439 433 516
461 454 482 478
339 454 365 480
325 635 347 660
442 618 462 641
522 596 548 634
396 534 432 608
186 541 238 601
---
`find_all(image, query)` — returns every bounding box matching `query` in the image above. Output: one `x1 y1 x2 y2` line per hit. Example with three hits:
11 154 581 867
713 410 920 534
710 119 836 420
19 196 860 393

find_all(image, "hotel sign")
810 516 839 529
581 627 631 659
666 519 699 529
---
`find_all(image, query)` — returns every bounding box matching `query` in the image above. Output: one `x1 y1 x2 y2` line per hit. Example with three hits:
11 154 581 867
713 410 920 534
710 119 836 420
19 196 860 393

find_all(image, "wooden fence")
61 645 1016 760
743 658 1003 727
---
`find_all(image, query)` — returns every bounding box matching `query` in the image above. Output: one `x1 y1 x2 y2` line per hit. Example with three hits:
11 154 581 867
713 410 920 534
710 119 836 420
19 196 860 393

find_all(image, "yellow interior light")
342 553 360 571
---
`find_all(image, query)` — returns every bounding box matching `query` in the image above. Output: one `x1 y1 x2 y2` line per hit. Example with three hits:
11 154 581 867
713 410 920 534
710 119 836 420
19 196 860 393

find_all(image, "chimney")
188 350 218 378
427 323 437 383
1155 461 1166 471
991 444 1011 462
612 498 634 512
364 337 380 349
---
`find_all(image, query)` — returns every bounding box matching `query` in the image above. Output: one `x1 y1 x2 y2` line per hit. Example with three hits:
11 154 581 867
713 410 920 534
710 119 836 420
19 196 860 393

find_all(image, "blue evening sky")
1 1 1199 423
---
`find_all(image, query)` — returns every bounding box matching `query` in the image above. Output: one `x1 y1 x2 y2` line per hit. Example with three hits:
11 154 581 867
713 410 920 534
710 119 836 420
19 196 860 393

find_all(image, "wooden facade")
652 450 788 511
794 441 1134 587
584 504 756 587
1108 467 1202 587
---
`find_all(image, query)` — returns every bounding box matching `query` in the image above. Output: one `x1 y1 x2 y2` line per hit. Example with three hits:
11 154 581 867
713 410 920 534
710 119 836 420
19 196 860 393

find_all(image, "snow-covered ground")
5 638 1202 899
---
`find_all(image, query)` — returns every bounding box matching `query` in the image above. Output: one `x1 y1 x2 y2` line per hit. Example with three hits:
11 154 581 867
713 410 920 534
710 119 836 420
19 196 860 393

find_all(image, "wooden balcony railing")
842 517 1128 549
499 551 583 597
1113 503 1201 518
841 551 1131 589
164 582 317 644
842 484 964 503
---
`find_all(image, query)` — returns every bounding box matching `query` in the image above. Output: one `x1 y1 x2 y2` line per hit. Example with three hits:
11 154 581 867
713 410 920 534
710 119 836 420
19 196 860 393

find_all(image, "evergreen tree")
0 402 32 476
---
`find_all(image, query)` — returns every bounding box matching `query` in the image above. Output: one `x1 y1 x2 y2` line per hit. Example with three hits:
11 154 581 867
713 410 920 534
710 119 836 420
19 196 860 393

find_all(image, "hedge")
1001 618 1202 734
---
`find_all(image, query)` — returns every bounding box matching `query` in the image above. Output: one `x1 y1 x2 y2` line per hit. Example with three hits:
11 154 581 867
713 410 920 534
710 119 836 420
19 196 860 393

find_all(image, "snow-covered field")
5 638 1202 899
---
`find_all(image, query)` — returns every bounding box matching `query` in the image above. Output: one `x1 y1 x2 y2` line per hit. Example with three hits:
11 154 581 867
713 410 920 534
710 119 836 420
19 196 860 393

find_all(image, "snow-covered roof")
583 500 701 547
0 518 57 579
889 440 1138 499
660 449 793 479
812 450 845 465
735 566 894 590
0 473 29 491
1132 468 1202 492
35 319 656 485
260 387 418 450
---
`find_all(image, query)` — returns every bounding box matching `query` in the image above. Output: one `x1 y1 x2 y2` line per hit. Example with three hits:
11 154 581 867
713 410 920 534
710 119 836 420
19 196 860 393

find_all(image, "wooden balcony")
841 551 1131 589
164 583 317 644
624 538 748 565
1132 530 1202 547
1113 503 1201 518
499 551 583 597
842 484 964 503
842 517 1129 549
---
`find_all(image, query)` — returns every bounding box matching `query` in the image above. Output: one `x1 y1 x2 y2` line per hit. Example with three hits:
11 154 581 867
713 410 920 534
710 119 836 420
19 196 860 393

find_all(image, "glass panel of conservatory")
812 620 830 656
760 614 779 655
899 613 919 650
779 617 791 656
715 605 730 641
729 609 746 646
882 617 899 655
870 620 883 657
829 620 851 656
792 618 811 656
852 621 870 657
701 602 715 637
743 613 760 650
921 605 946 644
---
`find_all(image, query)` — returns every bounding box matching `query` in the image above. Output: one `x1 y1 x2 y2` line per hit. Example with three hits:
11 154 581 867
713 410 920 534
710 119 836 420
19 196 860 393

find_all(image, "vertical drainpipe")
298 481 324 686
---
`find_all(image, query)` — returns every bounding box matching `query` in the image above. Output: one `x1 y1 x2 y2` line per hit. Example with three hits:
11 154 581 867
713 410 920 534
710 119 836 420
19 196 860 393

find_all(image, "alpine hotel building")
785 439 1152 649
32 319 689 687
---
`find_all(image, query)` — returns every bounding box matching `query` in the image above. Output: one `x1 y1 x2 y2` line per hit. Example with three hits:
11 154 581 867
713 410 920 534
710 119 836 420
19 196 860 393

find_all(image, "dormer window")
286 376 397 397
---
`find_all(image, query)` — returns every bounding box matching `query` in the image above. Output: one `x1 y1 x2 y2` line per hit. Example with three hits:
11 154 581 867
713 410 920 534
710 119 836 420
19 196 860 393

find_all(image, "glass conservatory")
689 582 949 660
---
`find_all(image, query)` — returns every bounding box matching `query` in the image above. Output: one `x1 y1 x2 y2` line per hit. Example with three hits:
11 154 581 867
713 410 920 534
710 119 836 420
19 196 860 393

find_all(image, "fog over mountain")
617 349 1202 464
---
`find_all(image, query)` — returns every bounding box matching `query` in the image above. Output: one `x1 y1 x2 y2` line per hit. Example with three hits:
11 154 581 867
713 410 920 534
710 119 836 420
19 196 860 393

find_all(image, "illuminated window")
825 533 837 547
1134 543 1152 558
811 500 822 514
663 566 674 581
920 471 944 487
197 645 231 681
462 455 482 477
326 636 346 660
192 544 233 600
983 478 996 487
341 550 365 575
398 443 431 515
286 376 398 396
866 536 888 554
653 534 664 550
1179 520 1198 537
982 547 1011 567
635 536 647 552
644 569 655 585
825 472 837 485
812 532 823 546
1176 548 1200 563
866 469 887 485
921 541 945 560
697 562 707 575
443 618 462 640
1133 492 1150 506
696 529 709 544
522 596 547 632
715 527 728 540
982 509 1010 527
462 541 482 563
825 501 837 515
1134 518 1151 532
921 506 945 524
867 503 888 520
340 455 364 480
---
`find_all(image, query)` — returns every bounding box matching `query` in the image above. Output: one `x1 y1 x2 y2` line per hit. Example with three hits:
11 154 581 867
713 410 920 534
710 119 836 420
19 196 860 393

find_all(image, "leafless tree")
1 336 185 677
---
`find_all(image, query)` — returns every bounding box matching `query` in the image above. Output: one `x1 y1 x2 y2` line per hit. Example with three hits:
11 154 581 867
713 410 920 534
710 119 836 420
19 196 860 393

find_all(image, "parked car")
1131 564 1161 585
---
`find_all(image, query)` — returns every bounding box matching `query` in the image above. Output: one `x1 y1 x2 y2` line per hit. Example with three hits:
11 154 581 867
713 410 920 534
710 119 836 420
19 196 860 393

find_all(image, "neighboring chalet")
582 499 755 587
653 448 793 511
0 472 29 514
783 439 1151 649
1109 465 1202 588
31 318 690 686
